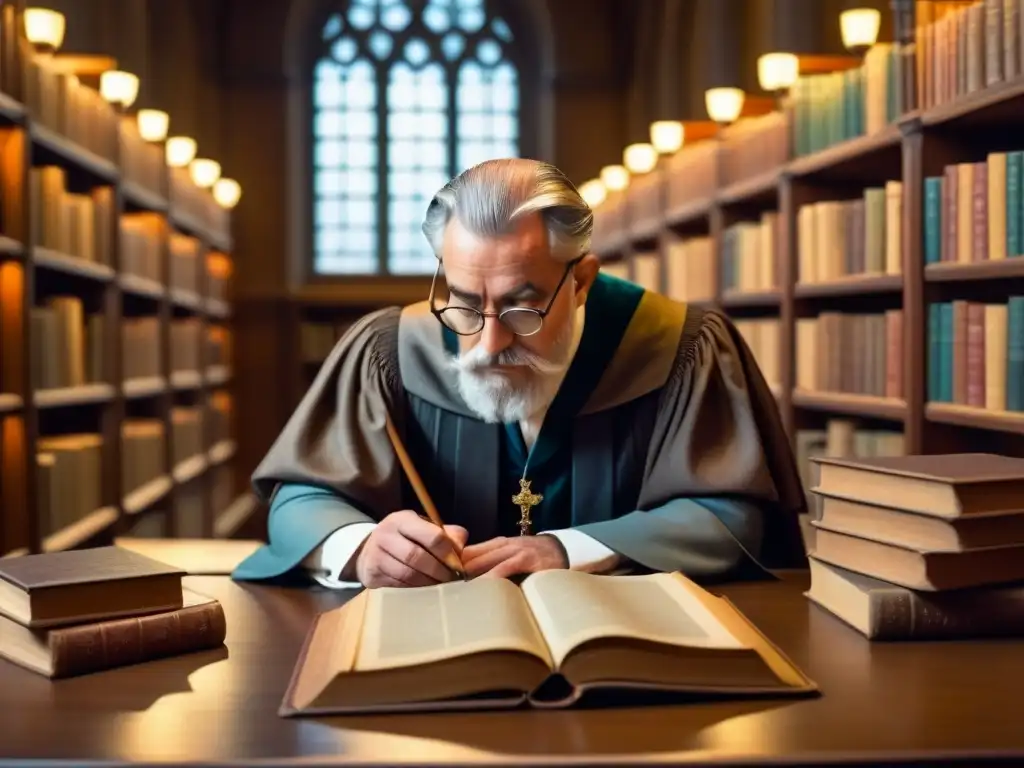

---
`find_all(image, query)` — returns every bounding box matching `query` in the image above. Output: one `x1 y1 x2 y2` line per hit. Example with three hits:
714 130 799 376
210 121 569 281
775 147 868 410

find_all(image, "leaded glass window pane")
311 0 522 275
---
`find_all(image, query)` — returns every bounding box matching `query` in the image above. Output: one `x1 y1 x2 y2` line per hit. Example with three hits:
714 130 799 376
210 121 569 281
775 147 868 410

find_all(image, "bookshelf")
590 6 1024 501
0 5 250 557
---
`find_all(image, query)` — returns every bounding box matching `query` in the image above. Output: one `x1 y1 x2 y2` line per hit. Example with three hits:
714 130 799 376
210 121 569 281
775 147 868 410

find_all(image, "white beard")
447 312 576 424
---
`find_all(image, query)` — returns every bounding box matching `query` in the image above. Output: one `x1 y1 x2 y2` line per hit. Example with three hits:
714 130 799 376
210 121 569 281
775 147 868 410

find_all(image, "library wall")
588 0 1024 546
0 1 249 557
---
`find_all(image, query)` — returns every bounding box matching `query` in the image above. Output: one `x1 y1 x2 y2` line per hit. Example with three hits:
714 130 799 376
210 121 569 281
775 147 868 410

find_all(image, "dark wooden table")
3 572 1024 766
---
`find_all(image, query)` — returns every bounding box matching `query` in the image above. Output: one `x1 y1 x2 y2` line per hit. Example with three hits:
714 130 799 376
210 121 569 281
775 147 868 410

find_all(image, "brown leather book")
0 588 225 678
812 525 1024 591
812 453 1024 518
806 557 1024 640
815 493 1024 552
279 572 818 716
0 546 185 629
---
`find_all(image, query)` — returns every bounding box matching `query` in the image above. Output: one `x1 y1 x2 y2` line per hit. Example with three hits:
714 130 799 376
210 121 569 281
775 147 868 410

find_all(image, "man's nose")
478 314 513 357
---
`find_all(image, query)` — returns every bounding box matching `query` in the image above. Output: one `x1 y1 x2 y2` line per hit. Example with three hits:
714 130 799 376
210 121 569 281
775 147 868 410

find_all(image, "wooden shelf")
786 124 902 179
665 198 711 230
718 170 779 206
0 78 240 557
30 123 118 181
925 259 1024 282
792 390 907 421
33 247 115 282
721 289 781 309
926 403 1024 435
34 383 114 409
794 274 903 299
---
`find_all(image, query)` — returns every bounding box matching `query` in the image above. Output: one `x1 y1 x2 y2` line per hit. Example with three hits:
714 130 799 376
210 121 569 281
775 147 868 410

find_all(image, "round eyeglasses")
429 257 582 337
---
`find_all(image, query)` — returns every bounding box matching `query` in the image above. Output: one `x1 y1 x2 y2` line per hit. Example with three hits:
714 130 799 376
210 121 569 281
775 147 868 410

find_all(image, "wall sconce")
213 178 242 208
165 136 197 167
190 158 221 188
24 8 64 55
599 165 629 191
649 121 684 154
137 109 169 142
99 70 139 111
757 52 799 93
705 87 745 125
578 179 606 208
840 8 881 54
623 143 658 174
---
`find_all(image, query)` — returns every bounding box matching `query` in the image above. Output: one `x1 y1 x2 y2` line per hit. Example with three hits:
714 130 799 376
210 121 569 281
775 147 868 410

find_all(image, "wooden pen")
383 412 466 580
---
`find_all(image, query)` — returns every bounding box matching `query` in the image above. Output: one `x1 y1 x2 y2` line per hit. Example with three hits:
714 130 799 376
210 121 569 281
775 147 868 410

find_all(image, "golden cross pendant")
511 478 543 536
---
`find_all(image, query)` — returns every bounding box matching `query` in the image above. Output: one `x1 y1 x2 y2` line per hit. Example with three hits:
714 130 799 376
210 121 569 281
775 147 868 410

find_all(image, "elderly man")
232 158 807 589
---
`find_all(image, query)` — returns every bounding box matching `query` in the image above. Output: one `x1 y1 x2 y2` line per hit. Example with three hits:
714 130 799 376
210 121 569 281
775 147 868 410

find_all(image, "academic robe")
232 272 808 583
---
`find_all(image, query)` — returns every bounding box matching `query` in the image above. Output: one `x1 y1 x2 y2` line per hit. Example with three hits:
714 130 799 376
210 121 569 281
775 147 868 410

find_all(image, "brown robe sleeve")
574 308 808 578
251 306 405 511
232 308 407 582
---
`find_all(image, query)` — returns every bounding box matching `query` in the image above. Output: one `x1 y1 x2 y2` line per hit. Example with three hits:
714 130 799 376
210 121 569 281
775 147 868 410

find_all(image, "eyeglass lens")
439 307 543 336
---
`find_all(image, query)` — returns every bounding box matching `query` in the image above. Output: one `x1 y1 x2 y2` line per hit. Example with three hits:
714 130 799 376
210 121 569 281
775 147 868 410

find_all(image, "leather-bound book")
0 546 185 629
0 588 225 678
807 557 1024 640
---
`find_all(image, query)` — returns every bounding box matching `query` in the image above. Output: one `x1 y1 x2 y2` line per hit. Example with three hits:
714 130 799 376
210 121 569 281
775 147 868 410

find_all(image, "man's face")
439 213 597 422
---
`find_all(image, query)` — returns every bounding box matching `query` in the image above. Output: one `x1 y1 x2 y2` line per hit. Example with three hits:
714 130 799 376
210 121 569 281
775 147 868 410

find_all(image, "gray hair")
421 158 593 262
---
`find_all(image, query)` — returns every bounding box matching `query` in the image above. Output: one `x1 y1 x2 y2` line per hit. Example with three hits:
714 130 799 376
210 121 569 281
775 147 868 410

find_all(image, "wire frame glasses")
429 257 582 337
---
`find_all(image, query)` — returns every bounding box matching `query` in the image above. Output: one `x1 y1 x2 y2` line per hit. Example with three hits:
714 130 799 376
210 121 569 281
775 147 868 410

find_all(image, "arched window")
312 0 520 276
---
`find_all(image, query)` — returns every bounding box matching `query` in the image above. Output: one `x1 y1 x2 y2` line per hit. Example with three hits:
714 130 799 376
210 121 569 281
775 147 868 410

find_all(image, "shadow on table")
313 697 800 756
15 646 230 712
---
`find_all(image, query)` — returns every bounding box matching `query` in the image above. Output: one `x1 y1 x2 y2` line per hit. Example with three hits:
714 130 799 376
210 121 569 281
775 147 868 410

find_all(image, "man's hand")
462 535 568 580
352 510 468 588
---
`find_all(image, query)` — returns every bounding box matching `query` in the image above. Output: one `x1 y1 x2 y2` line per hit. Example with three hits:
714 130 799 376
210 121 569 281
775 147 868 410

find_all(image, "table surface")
3 571 1024 766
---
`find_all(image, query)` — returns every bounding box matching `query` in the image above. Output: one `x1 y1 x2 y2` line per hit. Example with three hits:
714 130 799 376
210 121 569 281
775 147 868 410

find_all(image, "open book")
279 571 817 716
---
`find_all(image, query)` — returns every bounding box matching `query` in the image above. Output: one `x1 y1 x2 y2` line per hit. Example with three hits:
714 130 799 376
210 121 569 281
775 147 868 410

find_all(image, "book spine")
1008 151 1022 257
1008 296 1024 410
869 586 1024 640
924 176 943 264
47 601 226 678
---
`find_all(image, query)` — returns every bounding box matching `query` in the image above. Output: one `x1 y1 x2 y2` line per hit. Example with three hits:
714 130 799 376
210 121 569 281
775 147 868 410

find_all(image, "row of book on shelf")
24 48 229 238
32 164 227 297
604 0 1024 227
31 295 230 391
37 395 233 538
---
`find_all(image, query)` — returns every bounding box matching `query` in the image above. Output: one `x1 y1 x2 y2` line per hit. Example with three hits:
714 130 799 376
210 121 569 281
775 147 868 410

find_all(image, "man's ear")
573 253 601 307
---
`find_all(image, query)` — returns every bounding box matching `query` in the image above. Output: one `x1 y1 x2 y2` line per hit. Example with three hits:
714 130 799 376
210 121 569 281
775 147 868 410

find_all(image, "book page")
355 578 553 672
521 571 746 668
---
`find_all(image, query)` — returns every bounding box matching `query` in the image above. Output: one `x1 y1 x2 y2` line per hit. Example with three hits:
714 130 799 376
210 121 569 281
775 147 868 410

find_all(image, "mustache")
449 343 564 375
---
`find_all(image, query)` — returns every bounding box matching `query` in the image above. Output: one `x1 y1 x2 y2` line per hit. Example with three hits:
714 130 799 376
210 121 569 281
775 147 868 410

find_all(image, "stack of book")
806 453 1024 640
0 546 226 678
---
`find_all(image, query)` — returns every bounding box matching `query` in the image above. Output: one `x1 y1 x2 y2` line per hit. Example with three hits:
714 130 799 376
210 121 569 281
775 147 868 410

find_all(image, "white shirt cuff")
542 529 623 574
302 522 376 589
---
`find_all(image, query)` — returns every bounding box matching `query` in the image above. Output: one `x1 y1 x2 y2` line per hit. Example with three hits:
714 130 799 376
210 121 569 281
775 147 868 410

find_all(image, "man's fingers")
443 524 469 552
376 547 436 587
478 552 529 579
397 515 463 569
464 542 516 578
382 532 453 583
462 536 508 561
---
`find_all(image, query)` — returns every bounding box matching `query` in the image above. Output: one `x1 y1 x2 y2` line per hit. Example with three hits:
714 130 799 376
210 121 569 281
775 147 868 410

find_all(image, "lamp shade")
649 121 684 154
623 143 658 174
24 8 64 50
137 109 169 142
578 179 606 208
757 52 799 92
840 8 881 50
165 136 197 167
600 165 629 191
705 87 745 124
213 178 242 208
99 70 139 108
190 158 221 188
